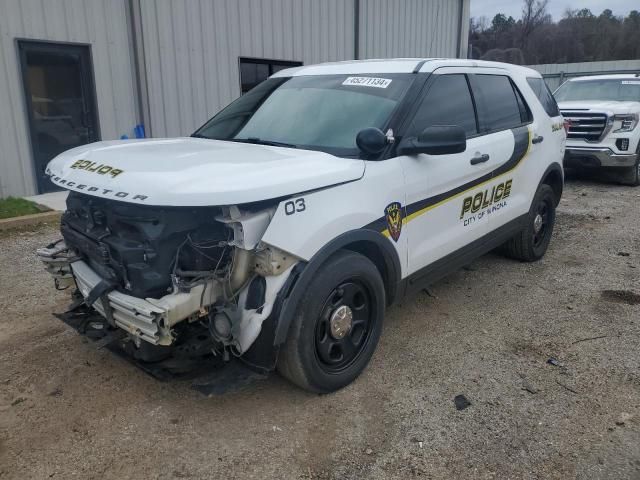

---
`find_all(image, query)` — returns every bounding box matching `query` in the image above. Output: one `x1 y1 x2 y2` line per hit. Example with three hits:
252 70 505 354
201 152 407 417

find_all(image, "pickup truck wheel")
620 156 640 187
503 184 556 262
277 250 385 393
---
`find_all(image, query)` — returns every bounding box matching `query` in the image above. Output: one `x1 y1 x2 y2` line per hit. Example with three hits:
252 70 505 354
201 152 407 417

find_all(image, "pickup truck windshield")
193 74 414 155
555 79 640 102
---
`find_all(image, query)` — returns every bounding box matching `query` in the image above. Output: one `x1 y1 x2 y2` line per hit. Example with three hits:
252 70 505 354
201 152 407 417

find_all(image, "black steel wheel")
503 183 557 262
315 280 374 373
277 250 385 393
532 196 552 249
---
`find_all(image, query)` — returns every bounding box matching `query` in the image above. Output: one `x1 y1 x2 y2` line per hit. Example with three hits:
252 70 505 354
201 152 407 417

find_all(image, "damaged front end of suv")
38 191 301 377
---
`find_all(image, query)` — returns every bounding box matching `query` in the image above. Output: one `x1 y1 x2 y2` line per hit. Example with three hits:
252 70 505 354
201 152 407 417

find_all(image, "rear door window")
471 75 528 132
407 74 478 138
527 77 560 117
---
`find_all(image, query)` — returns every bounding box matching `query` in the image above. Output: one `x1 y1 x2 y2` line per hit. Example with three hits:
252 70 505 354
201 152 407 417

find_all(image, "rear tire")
503 184 556 262
277 250 385 393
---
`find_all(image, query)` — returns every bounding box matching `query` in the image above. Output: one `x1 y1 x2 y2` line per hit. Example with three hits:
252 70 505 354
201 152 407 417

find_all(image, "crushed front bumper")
71 261 167 344
37 240 222 346
70 260 222 346
564 147 638 169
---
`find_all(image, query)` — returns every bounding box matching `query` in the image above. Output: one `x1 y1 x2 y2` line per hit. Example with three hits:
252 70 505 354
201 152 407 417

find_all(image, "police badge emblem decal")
384 202 403 242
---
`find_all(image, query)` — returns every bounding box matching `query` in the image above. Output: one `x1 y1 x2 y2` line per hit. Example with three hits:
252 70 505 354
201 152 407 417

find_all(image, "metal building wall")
528 60 640 90
0 0 139 197
137 0 356 138
359 0 468 60
137 0 469 138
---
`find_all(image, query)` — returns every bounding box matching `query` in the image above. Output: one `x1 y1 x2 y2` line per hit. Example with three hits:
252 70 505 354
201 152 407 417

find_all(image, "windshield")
193 74 414 156
554 79 640 102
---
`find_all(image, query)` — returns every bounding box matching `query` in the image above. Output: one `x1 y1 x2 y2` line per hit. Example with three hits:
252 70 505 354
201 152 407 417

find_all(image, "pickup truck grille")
560 111 608 141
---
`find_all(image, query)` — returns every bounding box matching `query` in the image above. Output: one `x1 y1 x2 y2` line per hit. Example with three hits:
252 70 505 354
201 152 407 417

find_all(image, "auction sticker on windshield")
622 81 640 85
343 77 392 88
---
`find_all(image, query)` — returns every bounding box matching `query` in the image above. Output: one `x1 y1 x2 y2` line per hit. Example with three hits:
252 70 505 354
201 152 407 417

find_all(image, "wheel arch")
272 229 401 346
540 162 564 206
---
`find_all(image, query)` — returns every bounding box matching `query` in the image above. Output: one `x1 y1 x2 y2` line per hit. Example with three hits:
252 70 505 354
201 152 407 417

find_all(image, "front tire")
277 250 385 393
503 184 556 262
620 156 640 187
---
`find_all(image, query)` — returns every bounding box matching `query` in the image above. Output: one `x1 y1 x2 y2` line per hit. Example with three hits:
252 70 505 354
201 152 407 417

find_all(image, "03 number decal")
285 198 306 215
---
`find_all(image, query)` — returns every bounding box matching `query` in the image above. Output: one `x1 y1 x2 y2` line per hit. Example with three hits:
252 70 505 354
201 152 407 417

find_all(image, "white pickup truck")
556 74 640 186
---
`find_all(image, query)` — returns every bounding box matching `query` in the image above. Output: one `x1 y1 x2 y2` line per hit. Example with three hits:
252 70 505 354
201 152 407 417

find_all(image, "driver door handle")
470 153 490 165
532 135 544 144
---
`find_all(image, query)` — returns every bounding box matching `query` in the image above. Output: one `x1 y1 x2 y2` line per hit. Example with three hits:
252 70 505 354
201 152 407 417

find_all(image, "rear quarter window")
471 74 531 133
526 77 560 117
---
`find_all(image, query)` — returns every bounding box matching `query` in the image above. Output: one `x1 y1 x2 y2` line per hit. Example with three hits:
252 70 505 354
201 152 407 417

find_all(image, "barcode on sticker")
343 77 392 88
621 81 640 85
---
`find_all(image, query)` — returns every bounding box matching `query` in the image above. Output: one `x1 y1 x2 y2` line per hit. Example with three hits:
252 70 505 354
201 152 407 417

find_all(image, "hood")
46 138 365 206
558 100 640 115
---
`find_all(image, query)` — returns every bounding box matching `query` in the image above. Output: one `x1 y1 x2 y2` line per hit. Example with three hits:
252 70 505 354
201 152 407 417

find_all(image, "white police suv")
39 59 566 393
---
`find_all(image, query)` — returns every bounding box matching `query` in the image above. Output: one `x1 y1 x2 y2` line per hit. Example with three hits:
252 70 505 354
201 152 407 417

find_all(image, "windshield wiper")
191 133 210 139
235 137 298 149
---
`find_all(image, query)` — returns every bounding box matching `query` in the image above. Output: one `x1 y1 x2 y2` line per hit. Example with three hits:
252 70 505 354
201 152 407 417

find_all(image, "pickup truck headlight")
612 113 638 133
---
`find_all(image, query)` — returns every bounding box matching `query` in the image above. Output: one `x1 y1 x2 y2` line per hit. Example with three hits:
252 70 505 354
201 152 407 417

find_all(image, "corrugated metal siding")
0 0 138 197
139 0 356 137
359 0 463 59
528 60 640 90
139 0 467 138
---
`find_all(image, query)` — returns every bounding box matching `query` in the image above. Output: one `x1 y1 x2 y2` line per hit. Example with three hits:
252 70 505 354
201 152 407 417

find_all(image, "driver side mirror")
356 127 388 156
397 125 466 156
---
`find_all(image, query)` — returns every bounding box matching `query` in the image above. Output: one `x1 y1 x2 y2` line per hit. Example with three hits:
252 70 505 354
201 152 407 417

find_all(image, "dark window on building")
408 74 478 138
239 58 302 94
472 75 528 132
526 77 560 117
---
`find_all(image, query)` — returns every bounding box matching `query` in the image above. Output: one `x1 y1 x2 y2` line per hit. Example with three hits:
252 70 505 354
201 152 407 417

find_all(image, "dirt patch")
601 289 640 306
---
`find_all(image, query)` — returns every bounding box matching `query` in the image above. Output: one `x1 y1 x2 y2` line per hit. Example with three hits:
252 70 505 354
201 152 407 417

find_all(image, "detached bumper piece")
564 147 638 169
55 295 266 395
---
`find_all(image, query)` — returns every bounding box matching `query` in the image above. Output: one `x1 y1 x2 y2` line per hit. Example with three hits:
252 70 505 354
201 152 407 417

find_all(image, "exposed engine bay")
38 191 300 373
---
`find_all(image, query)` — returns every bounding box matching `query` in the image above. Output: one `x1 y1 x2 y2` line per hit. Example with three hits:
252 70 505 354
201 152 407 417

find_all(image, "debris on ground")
546 357 562 367
522 380 539 394
555 380 579 394
48 387 63 397
423 288 437 298
615 413 633 426
571 335 607 345
454 395 471 411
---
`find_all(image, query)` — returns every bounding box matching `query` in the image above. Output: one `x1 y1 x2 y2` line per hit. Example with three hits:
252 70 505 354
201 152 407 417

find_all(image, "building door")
18 40 99 193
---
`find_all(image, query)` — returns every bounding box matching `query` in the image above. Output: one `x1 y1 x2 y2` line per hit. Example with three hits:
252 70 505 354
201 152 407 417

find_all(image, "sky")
470 0 636 21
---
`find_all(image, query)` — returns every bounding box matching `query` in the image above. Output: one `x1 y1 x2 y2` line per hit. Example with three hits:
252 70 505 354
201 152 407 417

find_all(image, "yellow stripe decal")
381 127 532 238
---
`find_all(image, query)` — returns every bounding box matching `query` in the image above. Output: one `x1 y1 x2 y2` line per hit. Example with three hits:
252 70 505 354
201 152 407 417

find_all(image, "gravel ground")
0 178 639 479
